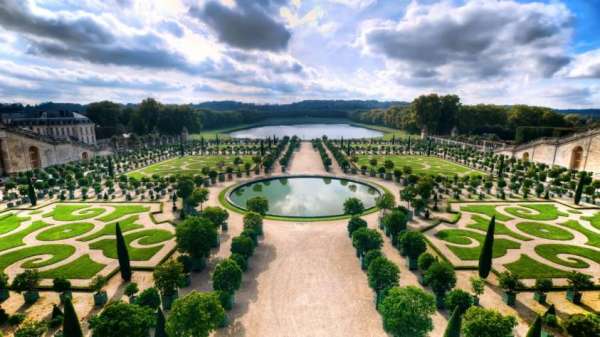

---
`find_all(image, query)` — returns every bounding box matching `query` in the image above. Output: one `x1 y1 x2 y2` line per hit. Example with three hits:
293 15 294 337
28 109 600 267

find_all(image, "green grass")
127 155 253 179
582 212 600 231
0 213 30 235
78 216 144 242
0 220 51 252
349 122 410 140
504 204 568 221
504 255 573 279
356 155 483 177
36 223 95 241
39 254 106 280
558 220 600 248
460 205 513 221
435 229 521 260
467 215 531 241
90 229 173 261
535 244 600 268
44 205 106 221
98 205 149 222
515 222 575 241
0 245 75 272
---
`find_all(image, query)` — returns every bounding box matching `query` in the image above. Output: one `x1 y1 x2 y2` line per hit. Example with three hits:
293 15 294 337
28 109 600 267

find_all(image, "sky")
0 0 599 108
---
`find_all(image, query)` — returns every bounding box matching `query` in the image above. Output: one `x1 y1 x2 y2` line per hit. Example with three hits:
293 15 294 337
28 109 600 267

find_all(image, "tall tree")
116 223 132 281
478 216 495 279
444 307 462 337
155 308 167 337
63 297 83 337
526 315 542 337
412 94 442 135
28 178 37 206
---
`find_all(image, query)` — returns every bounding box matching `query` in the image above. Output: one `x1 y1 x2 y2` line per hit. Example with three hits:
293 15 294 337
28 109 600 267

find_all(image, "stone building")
1 111 97 145
495 128 600 176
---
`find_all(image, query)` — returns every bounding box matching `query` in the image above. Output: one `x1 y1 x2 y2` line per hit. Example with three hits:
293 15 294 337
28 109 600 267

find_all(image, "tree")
166 291 225 337
155 308 167 337
424 262 456 307
212 259 243 309
176 216 217 269
14 320 46 337
243 212 263 236
526 315 542 337
115 222 132 281
107 157 115 178
153 259 184 298
246 196 269 215
344 197 365 215
352 228 383 256
444 307 462 337
367 256 399 303
376 192 396 216
89 302 154 337
63 297 83 337
177 177 195 207
478 216 495 278
202 206 229 229
379 286 435 337
400 231 426 269
347 216 367 237
27 178 37 206
230 235 255 259
382 209 407 243
135 287 161 309
563 313 600 337
462 307 517 337
124 282 139 300
445 289 474 314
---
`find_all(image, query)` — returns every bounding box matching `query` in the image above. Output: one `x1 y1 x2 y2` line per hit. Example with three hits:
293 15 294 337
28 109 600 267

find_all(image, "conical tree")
155 308 167 337
107 157 115 178
478 216 495 278
116 222 132 281
526 315 542 337
63 297 83 337
28 178 37 206
443 307 462 337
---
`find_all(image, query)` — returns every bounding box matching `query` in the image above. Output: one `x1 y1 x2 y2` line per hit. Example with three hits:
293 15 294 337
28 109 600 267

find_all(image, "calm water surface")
228 123 383 139
229 177 380 217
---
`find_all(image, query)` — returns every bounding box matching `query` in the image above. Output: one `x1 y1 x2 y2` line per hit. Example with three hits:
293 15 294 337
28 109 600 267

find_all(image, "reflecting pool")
228 123 383 139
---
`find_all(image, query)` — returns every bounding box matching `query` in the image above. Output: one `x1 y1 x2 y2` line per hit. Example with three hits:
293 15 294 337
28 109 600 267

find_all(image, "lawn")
504 255 572 279
515 222 574 241
127 155 254 179
0 202 174 285
504 204 568 221
356 155 483 177
435 229 521 260
460 205 512 221
466 215 531 241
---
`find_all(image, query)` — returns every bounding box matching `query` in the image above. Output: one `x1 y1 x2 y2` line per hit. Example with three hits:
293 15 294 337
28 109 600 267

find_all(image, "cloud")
563 49 600 79
360 0 573 81
190 0 291 51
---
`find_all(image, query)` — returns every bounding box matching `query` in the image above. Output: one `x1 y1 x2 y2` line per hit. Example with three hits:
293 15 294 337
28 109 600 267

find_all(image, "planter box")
0 288 9 302
94 291 108 307
181 274 192 287
222 222 228 231
360 255 367 271
162 293 178 310
503 291 516 306
435 293 445 309
566 289 582 304
533 292 547 304
191 257 206 272
407 257 418 271
24 291 39 304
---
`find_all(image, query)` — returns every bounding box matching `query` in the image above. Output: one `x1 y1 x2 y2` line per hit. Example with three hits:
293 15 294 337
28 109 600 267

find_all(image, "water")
228 123 383 139
229 177 381 217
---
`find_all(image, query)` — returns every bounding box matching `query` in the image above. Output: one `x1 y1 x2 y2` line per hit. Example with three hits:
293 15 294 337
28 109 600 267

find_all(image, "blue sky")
0 0 598 108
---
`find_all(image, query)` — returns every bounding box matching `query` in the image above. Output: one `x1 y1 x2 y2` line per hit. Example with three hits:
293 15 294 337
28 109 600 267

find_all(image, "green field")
127 155 254 179
356 155 483 177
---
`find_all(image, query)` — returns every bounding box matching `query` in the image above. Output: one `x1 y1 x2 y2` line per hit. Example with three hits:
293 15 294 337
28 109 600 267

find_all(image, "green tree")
191 188 209 211
89 302 153 337
478 216 495 279
166 291 225 337
352 228 383 256
462 307 517 337
212 259 243 309
14 320 46 337
444 289 474 314
347 216 367 237
380 286 435 337
563 313 600 337
115 222 132 281
376 192 396 216
526 315 542 337
230 235 255 259
155 309 167 337
27 178 37 206
400 231 426 268
246 196 269 215
153 259 184 298
424 262 456 307
243 212 263 236
176 216 217 269
135 287 161 309
344 197 365 215
201 206 229 229
63 297 83 337
367 256 399 304
444 307 462 337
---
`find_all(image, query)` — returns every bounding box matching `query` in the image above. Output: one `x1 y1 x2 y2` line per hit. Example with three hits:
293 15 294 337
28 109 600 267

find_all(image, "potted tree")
0 272 9 302
400 231 427 271
53 277 72 305
417 252 436 285
533 278 552 304
565 271 593 304
124 282 139 303
351 228 383 267
154 259 184 310
469 276 485 306
498 271 523 306
212 258 243 310
12 269 41 304
424 262 457 309
367 256 399 307
177 255 193 287
91 275 108 307
175 216 217 272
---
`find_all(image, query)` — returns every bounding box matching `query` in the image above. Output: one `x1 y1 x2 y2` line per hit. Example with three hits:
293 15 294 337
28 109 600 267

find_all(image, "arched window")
570 146 584 170
82 152 88 160
522 152 529 162
29 146 41 169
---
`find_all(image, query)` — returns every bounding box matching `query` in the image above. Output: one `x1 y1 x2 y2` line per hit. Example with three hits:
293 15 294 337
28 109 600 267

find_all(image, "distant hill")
193 100 407 114
556 109 600 118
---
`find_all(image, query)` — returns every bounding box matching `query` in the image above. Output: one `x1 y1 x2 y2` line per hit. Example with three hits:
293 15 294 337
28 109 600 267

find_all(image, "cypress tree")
427 138 432 156
574 176 587 205
155 308 167 337
116 222 132 281
407 137 411 153
28 178 37 206
63 297 83 337
107 157 115 177
478 216 495 278
443 307 462 337
497 157 504 178
526 315 542 337
179 140 185 157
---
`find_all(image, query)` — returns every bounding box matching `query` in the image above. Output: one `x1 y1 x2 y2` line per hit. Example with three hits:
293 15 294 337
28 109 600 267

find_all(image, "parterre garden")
355 155 483 177
428 202 600 281
0 202 174 287
127 155 254 179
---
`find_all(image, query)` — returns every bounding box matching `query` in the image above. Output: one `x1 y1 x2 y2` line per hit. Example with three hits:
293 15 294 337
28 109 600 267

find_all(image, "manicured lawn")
127 155 253 179
0 220 51 252
349 122 410 140
44 204 106 221
78 216 144 242
582 212 600 230
504 255 572 279
36 222 95 241
558 220 600 248
90 229 174 261
459 205 512 221
467 215 531 241
98 205 149 222
0 213 30 235
39 254 106 280
356 155 483 177
0 244 76 271
535 244 600 268
515 222 574 241
435 229 521 260
504 204 568 221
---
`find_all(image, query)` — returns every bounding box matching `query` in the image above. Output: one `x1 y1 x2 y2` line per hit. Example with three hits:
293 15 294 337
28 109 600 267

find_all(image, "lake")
228 123 384 139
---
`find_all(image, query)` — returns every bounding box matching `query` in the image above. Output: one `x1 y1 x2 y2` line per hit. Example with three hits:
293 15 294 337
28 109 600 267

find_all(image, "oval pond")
228 123 383 139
